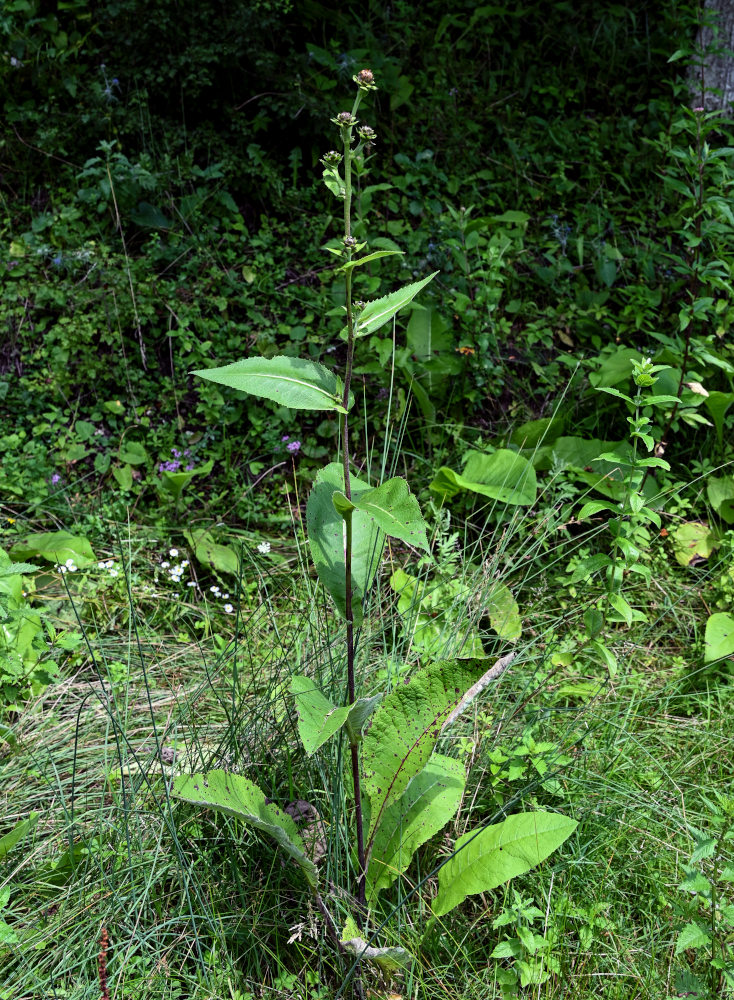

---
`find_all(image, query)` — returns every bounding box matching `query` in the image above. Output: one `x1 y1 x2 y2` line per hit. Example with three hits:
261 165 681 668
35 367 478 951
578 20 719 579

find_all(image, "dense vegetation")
1 2 733 998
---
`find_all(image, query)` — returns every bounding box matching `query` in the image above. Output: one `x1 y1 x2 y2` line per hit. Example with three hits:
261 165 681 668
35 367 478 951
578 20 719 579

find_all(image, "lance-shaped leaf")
290 676 381 754
367 754 465 901
333 478 429 552
338 250 404 273
353 271 439 338
172 770 318 887
432 811 578 917
307 463 385 625
192 356 350 413
362 659 486 847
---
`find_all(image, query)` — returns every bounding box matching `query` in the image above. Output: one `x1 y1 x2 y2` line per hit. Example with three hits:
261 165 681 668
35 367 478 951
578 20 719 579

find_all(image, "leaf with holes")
363 659 486 847
172 770 318 887
367 754 465 901
192 356 350 413
432 811 578 917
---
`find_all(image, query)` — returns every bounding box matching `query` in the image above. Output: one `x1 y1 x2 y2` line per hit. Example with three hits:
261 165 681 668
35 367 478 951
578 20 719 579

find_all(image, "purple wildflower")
282 435 290 442
159 460 181 472
287 440 301 454
51 473 62 485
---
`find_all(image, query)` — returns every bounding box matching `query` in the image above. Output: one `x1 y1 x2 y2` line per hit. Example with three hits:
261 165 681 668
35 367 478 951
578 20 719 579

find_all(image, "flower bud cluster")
321 150 343 167
357 126 376 142
333 111 357 128
354 68 377 91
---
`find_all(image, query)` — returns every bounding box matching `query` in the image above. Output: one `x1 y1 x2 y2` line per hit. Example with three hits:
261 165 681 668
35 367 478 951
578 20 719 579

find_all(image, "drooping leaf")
430 450 537 506
333 477 429 552
340 916 411 972
183 528 239 576
363 659 486 845
172 770 318 887
306 463 385 625
353 272 439 338
704 612 734 664
432 811 578 917
192 356 349 413
367 754 465 900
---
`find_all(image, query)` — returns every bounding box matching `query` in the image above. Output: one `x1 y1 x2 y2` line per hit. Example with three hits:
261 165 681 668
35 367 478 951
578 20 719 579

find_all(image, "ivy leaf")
193 356 350 413
172 770 318 887
432 811 578 917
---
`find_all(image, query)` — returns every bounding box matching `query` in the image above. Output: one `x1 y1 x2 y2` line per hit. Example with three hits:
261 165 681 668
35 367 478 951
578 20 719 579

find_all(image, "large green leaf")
367 754 465 901
707 476 734 525
290 675 349 754
430 450 537 506
353 272 439 338
704 612 734 664
192 356 349 413
10 531 96 568
172 770 318 887
432 811 578 917
333 477 429 552
183 528 240 576
363 659 486 846
306 463 385 625
703 390 734 448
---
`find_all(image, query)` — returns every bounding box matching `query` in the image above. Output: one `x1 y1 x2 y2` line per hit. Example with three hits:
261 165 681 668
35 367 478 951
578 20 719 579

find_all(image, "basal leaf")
0 812 40 861
354 272 439 338
367 754 465 901
704 612 734 664
10 531 96 568
172 770 318 887
192 356 349 413
363 659 486 847
432 811 578 917
671 521 718 567
707 476 734 525
430 450 537 506
306 463 385 625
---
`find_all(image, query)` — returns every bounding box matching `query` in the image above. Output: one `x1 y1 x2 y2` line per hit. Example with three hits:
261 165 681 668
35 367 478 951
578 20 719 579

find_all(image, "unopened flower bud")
343 235 357 249
354 68 376 90
357 125 376 142
321 150 343 166
333 111 357 128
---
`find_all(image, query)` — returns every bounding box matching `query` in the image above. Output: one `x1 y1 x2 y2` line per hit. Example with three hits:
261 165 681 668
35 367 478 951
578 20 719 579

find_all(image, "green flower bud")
357 125 376 142
354 68 377 91
343 235 358 250
332 111 357 128
321 150 343 166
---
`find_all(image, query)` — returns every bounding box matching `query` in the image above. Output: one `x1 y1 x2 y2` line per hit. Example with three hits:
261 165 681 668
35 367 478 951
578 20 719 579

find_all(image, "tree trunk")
691 0 734 109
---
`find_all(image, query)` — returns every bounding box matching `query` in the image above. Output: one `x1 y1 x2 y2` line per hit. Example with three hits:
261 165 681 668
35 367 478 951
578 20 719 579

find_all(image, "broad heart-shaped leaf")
363 659 486 847
367 754 465 902
430 450 537 507
432 811 578 917
704 390 734 448
307 464 385 626
353 271 439 338
192 356 350 413
704 612 734 664
172 770 318 887
333 477 429 553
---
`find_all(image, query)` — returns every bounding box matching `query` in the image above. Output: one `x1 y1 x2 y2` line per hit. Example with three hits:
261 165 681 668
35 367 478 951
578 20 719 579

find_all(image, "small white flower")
223 593 230 599
209 585 220 594
169 548 179 557
59 565 67 574
98 561 107 570
109 569 118 578
257 541 271 554
105 559 115 569
161 561 170 569
181 559 189 567
65 558 76 569
223 603 234 614
186 581 197 588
